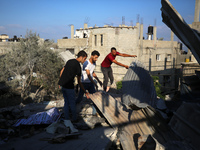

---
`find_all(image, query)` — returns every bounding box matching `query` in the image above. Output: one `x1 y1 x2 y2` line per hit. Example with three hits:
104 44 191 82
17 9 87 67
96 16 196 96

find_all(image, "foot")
106 86 110 92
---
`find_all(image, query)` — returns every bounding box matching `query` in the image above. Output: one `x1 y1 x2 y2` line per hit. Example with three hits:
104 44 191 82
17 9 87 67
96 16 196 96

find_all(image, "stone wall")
85 26 138 81
57 38 88 55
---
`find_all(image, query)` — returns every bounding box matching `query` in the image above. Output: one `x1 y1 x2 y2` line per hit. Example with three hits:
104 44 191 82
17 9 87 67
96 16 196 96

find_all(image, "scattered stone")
83 116 105 129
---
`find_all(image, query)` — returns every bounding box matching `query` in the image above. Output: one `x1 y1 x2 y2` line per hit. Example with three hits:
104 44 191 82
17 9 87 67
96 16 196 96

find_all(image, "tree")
152 76 165 100
0 31 64 103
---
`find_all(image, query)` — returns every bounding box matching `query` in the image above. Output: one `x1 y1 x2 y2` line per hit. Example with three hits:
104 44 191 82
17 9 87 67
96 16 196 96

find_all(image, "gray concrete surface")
1 124 115 150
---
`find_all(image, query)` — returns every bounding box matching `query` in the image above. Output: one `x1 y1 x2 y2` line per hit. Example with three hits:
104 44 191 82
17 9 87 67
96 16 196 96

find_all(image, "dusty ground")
0 88 122 150
1 124 116 150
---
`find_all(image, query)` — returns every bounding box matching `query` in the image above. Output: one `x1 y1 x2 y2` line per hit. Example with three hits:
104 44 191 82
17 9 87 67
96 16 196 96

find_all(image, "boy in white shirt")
76 50 102 104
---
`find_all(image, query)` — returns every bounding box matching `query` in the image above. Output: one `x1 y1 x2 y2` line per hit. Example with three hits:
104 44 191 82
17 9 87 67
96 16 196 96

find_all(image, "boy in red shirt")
101 47 137 92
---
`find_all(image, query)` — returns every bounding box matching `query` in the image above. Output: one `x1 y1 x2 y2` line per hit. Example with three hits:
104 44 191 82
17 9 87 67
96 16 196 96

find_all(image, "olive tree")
0 31 64 102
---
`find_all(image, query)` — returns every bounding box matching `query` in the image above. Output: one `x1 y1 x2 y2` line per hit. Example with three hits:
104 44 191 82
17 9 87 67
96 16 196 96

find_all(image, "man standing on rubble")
76 50 102 104
101 47 137 92
58 50 89 122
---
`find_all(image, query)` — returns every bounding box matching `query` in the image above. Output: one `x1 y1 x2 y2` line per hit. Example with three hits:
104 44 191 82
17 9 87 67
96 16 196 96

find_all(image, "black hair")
77 50 87 58
111 47 116 52
91 50 100 56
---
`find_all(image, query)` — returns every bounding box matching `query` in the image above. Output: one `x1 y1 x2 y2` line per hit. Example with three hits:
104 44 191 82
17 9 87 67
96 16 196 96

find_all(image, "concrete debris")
169 102 200 150
0 99 65 129
164 141 196 150
83 116 105 129
0 95 117 149
122 60 157 109
46 122 69 134
89 91 197 150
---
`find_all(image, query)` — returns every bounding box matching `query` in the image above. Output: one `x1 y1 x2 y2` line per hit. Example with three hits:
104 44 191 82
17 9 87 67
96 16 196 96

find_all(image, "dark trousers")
61 87 76 121
76 82 96 104
101 66 114 91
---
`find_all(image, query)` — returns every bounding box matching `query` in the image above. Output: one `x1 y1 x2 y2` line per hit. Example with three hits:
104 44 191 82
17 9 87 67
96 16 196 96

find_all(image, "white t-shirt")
81 60 96 83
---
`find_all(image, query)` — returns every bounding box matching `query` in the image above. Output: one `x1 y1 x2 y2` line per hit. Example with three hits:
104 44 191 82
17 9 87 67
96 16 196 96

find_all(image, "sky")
0 0 196 45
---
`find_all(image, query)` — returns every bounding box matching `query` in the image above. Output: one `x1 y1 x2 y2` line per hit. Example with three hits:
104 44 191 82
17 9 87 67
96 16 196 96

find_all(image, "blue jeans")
61 87 76 121
76 82 96 104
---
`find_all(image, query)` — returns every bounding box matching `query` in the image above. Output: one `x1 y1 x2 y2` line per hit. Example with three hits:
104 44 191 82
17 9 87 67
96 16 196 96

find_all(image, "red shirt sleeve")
107 53 114 61
101 52 120 67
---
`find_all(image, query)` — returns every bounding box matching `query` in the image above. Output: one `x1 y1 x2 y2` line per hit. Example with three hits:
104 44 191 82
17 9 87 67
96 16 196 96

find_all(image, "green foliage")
116 80 123 90
0 30 64 102
152 75 165 99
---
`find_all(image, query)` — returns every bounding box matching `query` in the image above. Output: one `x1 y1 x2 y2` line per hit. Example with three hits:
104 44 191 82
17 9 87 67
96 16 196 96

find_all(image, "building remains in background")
57 21 190 93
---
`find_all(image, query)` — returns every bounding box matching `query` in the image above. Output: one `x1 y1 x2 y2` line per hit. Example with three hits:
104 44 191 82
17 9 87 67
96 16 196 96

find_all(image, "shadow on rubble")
0 87 119 150
94 65 192 150
97 89 193 150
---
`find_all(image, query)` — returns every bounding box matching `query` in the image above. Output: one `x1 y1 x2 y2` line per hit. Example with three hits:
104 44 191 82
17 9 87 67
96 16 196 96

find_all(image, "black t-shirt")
58 59 81 89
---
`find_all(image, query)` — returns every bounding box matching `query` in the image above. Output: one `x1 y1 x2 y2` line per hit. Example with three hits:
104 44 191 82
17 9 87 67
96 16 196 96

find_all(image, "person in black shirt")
58 50 89 122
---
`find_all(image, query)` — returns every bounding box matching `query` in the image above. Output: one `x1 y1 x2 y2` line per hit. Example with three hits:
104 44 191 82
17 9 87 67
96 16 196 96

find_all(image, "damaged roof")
161 0 200 64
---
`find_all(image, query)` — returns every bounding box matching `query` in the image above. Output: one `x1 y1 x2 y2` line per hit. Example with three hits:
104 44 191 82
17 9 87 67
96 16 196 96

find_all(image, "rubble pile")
0 97 117 149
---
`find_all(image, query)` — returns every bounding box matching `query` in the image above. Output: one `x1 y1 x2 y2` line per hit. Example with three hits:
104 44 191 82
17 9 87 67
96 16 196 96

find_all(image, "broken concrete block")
86 107 93 115
85 105 97 116
83 116 105 129
169 102 200 150
46 122 70 134
46 122 59 134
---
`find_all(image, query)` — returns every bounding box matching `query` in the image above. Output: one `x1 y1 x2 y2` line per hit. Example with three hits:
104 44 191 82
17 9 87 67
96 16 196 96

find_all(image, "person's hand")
95 85 98 91
99 81 103 87
125 65 129 69
85 92 90 99
132 55 137 58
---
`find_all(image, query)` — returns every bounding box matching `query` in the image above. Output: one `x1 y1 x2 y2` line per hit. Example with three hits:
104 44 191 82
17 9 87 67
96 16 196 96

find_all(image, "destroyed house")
57 22 190 93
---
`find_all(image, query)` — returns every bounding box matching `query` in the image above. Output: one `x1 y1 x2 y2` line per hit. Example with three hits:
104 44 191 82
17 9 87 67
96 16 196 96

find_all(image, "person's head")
91 50 100 63
111 47 117 56
77 50 87 64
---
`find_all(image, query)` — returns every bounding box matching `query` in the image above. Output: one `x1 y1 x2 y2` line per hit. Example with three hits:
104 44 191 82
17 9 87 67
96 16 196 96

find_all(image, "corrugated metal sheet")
161 0 200 64
169 102 200 150
89 91 180 150
122 60 157 108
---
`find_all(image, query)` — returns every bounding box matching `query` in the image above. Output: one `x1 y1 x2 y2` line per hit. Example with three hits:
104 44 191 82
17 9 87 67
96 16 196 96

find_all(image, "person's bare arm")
86 69 98 89
60 67 64 77
112 59 129 69
77 76 89 99
118 53 137 57
93 72 103 87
